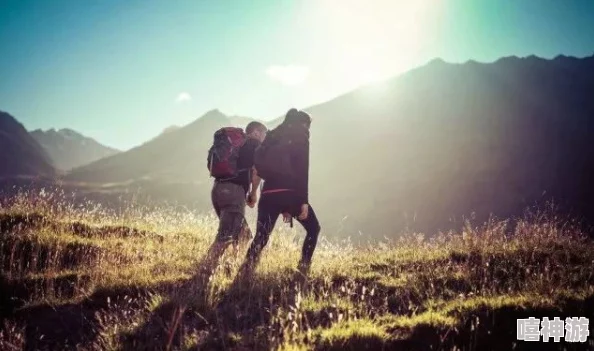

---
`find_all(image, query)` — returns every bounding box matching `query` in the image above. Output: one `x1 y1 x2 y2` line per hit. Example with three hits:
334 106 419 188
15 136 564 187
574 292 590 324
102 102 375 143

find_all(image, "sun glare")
358 70 384 85
304 0 442 88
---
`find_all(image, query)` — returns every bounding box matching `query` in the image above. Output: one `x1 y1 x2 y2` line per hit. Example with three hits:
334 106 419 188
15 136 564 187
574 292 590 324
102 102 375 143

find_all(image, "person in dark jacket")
198 121 267 284
237 108 321 280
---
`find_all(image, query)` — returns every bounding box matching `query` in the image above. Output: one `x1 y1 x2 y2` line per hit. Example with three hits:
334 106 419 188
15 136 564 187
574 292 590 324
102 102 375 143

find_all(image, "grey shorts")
211 181 252 243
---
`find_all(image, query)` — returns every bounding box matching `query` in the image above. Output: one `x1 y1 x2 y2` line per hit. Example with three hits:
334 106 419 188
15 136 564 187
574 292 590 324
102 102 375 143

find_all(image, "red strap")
262 188 293 195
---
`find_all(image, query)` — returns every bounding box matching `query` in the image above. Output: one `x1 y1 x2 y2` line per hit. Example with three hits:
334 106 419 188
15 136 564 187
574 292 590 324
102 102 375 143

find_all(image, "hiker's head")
284 108 311 130
246 121 267 142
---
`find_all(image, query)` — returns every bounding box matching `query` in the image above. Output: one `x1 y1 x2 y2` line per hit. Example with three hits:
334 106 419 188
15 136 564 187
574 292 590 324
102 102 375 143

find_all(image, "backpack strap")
215 167 250 182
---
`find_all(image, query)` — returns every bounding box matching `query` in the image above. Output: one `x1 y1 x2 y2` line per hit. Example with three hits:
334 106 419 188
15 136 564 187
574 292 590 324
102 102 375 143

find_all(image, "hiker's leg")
206 181 229 269
199 240 230 281
295 204 321 275
216 182 247 258
198 209 243 280
213 182 247 243
239 200 281 277
200 183 246 280
232 217 252 256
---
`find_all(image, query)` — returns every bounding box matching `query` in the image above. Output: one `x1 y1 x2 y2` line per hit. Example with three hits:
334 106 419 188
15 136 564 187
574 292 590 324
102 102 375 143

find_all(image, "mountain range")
2 54 594 238
30 128 120 171
0 111 54 177
66 109 231 183
302 54 594 237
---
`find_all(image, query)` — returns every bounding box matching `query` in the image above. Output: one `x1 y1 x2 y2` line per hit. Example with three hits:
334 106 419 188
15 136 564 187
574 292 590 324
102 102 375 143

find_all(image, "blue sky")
1 0 593 150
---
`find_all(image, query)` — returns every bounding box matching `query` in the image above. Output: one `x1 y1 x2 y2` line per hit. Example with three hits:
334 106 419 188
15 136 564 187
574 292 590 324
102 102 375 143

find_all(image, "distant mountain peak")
183 109 230 130
427 57 447 66
0 111 55 176
58 128 79 135
0 111 31 133
0 110 17 124
160 125 180 136
206 109 229 122
553 54 586 63
30 128 120 170
494 55 520 64
203 108 226 118
495 54 551 65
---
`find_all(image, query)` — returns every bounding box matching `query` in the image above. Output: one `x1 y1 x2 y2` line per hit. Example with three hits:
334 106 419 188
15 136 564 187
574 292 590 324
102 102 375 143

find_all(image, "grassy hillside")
0 192 592 350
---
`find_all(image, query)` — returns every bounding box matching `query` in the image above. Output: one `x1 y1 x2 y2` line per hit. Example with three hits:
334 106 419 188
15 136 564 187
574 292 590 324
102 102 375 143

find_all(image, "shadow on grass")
393 295 594 351
308 294 594 351
2 281 183 350
119 265 304 351
2 263 593 350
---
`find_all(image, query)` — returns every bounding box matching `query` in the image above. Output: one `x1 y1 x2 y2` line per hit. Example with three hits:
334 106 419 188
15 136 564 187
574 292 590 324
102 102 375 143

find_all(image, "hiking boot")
297 261 310 278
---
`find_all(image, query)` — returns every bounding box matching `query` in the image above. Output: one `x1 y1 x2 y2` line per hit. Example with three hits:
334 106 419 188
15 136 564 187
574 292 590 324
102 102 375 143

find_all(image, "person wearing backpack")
237 108 321 281
199 121 268 283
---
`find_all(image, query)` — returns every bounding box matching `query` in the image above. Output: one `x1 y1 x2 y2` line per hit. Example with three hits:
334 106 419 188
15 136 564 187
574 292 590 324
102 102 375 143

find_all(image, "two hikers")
238 108 321 279
202 108 320 285
199 121 268 281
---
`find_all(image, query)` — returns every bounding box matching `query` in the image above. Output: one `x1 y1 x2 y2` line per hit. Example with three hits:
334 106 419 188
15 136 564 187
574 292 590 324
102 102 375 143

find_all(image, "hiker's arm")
250 167 261 195
246 167 261 208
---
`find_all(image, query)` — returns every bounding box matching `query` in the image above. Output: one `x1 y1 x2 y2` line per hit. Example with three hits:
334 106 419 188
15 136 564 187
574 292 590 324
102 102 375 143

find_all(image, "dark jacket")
261 122 310 206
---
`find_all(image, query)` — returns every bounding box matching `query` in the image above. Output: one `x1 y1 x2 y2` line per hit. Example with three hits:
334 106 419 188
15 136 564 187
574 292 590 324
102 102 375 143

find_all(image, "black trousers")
242 192 321 275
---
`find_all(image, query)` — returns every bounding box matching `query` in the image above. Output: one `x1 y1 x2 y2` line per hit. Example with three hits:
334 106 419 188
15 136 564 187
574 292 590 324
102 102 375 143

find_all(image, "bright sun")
304 0 442 87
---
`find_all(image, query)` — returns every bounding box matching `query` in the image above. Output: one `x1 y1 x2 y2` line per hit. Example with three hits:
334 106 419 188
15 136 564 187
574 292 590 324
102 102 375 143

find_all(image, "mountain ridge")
0 111 55 177
30 128 120 171
65 109 231 183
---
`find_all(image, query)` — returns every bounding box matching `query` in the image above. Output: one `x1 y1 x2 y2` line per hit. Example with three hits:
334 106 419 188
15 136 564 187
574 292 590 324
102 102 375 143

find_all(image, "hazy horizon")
1 0 594 150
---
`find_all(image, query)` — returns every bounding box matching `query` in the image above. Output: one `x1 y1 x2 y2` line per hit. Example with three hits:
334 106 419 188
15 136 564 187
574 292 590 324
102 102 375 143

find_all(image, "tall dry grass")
0 190 592 350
